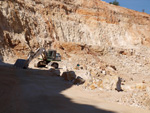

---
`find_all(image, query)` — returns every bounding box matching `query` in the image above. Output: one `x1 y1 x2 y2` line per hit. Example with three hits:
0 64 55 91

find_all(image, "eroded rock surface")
0 0 150 60
1 0 150 109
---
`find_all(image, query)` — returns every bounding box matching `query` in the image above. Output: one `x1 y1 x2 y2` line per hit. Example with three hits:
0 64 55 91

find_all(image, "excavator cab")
47 50 61 61
47 50 56 60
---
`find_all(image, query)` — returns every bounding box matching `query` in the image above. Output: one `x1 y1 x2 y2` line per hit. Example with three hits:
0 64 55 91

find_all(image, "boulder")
61 71 76 81
115 77 123 92
74 70 91 80
73 76 85 85
103 75 123 91
49 68 60 76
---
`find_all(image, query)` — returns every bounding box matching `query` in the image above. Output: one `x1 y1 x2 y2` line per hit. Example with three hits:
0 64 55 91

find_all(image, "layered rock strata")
0 0 150 61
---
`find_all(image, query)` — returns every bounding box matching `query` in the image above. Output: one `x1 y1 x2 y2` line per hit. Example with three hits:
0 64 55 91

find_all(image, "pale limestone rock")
74 70 91 81
102 75 120 90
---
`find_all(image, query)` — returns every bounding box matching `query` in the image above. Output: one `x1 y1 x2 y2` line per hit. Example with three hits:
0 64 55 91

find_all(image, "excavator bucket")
14 59 28 69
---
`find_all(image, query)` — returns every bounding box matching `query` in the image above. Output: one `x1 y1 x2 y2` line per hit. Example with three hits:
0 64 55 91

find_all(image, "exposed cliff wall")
0 0 150 61
1 0 150 109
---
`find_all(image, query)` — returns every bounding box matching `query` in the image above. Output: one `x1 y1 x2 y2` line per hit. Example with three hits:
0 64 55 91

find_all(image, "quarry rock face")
0 0 150 61
1 0 150 109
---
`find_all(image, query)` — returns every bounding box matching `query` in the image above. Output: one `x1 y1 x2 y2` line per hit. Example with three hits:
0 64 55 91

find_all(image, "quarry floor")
0 62 150 113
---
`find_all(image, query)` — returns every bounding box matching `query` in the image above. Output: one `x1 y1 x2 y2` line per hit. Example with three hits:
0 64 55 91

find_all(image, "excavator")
14 48 61 69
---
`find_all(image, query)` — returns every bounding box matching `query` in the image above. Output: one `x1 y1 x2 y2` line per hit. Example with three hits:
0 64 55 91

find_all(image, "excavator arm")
14 48 47 69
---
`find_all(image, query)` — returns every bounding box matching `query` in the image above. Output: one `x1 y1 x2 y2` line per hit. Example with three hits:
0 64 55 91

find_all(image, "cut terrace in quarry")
0 0 150 113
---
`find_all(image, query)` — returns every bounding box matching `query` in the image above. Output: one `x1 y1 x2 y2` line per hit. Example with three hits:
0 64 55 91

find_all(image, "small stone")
73 76 85 85
142 80 146 83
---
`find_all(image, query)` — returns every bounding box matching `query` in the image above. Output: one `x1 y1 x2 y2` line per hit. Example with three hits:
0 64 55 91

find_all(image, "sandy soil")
0 62 150 113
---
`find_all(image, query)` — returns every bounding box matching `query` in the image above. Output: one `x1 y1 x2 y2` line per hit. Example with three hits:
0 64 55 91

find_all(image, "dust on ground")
0 62 150 113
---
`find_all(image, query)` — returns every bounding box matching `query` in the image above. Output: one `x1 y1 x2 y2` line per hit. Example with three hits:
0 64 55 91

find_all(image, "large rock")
49 68 61 76
74 70 91 81
88 75 123 91
73 76 85 85
61 71 76 81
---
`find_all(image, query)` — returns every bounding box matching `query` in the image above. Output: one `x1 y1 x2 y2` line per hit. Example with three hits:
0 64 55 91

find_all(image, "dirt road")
0 62 149 113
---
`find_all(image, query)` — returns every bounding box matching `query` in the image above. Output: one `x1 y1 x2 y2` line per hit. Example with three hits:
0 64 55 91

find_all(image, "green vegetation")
109 0 120 6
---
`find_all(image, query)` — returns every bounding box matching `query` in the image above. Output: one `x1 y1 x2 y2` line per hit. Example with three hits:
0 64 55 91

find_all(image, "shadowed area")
0 62 115 113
